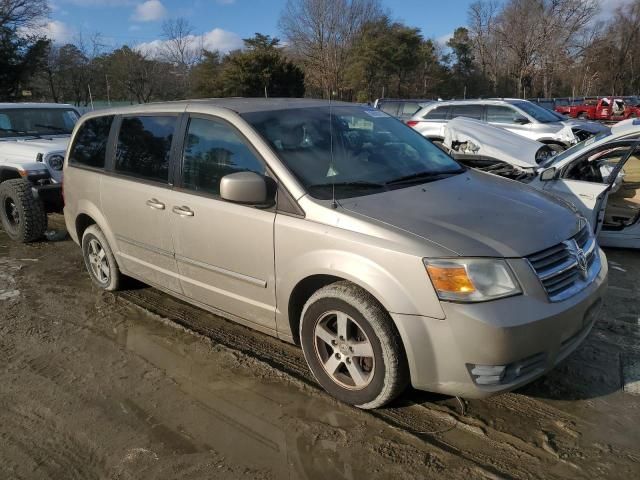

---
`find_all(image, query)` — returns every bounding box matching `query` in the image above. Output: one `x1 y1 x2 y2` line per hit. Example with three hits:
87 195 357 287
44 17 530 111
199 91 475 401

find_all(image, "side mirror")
220 171 273 204
540 167 557 182
514 117 530 125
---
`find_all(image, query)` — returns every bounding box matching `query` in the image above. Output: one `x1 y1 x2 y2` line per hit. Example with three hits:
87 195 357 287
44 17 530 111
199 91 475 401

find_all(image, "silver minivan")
63 99 607 408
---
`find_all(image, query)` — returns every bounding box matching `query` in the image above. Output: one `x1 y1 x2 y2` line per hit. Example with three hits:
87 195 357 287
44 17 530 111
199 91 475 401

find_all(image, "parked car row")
1 99 610 410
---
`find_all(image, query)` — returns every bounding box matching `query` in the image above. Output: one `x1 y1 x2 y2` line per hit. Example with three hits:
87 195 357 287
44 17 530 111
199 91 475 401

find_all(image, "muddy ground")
1 215 639 479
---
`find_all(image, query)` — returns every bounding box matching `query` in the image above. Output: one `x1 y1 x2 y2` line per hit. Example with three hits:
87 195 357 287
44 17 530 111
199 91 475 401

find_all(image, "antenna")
329 88 337 209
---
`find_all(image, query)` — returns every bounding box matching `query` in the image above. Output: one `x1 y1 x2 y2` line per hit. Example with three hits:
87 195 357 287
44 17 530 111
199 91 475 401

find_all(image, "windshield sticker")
364 109 388 118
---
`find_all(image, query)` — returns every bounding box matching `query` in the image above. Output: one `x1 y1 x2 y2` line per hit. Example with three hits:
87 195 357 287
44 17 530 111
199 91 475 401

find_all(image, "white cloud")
135 27 243 57
131 0 167 22
598 0 628 17
62 0 134 5
33 20 74 44
436 31 453 45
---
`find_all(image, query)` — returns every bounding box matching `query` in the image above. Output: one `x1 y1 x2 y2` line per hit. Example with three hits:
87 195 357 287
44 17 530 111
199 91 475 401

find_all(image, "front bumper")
392 248 608 398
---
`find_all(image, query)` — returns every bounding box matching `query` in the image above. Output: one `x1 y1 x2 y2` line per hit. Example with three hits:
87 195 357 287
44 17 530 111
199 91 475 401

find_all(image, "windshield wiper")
34 124 71 134
385 170 462 186
307 181 387 190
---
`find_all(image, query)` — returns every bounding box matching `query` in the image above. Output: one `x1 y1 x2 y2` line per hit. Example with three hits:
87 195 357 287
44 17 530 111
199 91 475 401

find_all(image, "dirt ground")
1 214 639 480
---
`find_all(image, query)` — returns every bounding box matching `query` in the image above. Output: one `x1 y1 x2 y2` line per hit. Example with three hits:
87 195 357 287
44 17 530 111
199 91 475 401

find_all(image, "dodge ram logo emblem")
576 248 588 279
564 239 588 279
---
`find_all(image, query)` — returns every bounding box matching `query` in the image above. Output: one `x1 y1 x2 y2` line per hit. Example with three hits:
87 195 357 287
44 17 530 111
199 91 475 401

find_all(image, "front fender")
275 235 446 339
66 198 118 253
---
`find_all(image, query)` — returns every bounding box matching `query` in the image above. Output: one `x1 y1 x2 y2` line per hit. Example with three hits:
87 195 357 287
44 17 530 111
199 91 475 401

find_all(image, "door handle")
172 205 194 217
146 198 165 210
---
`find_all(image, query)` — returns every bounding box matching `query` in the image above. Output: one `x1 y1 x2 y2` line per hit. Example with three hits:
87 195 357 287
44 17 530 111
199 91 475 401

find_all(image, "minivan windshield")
0 108 79 138
242 106 464 199
513 101 561 124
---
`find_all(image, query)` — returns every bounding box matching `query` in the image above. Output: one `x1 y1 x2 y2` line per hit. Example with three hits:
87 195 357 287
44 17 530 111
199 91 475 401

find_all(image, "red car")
557 97 638 121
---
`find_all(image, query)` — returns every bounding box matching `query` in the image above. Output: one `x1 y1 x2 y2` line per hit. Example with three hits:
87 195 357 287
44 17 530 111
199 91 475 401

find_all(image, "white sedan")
443 117 640 248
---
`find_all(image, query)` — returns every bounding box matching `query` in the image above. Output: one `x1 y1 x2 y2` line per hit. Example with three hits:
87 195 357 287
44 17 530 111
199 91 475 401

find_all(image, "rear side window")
115 116 177 183
449 104 483 120
181 117 265 196
423 106 449 120
379 102 400 116
401 102 421 115
487 106 518 123
68 116 114 169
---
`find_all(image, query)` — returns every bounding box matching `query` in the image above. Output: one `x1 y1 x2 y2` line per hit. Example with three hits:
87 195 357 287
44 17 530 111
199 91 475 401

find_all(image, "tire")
545 143 566 154
300 281 409 409
0 179 47 243
82 225 121 291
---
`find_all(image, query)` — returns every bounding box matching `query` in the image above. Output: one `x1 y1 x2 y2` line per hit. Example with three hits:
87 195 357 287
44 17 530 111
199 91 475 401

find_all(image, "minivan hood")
338 170 581 258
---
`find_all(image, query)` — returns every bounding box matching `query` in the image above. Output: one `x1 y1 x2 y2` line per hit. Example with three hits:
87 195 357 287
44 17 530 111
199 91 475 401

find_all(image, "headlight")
424 258 521 302
535 146 555 165
48 154 64 171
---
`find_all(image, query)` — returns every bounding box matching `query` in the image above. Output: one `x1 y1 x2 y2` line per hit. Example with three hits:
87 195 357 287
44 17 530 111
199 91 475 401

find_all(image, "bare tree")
0 0 48 30
279 0 382 97
161 17 202 68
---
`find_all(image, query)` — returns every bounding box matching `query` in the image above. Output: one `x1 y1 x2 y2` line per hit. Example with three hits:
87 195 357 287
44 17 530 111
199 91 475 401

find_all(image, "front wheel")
300 281 409 409
0 179 47 243
82 225 121 291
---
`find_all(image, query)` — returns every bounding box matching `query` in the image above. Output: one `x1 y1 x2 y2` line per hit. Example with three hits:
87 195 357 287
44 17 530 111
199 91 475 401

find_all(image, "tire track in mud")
118 287 581 480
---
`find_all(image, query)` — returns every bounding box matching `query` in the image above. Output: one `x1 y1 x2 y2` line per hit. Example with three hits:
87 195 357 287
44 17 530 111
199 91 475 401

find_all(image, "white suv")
0 103 80 242
408 99 582 152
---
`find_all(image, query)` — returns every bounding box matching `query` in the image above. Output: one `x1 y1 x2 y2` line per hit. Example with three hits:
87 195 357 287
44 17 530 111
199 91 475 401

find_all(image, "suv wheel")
300 281 408 409
0 179 47 243
82 225 121 291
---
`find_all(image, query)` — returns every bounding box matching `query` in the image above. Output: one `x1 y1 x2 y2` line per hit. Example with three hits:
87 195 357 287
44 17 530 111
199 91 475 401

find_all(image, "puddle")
115 311 383 480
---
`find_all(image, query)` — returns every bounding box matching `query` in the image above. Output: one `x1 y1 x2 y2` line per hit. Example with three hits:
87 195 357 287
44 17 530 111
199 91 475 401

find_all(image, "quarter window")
181 117 265 196
423 106 449 120
68 115 114 169
114 116 177 183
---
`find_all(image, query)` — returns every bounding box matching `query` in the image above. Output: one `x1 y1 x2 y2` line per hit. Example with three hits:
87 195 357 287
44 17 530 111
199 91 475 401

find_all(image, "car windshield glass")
242 106 464 199
512 101 560 123
0 108 79 138
542 131 613 167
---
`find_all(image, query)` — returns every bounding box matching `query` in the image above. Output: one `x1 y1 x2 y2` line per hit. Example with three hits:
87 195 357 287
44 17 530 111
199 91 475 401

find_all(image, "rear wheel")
0 179 47 243
300 281 409 409
82 225 121 291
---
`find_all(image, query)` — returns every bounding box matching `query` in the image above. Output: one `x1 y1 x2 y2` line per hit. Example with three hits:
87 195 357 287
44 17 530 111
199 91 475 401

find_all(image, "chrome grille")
527 225 600 302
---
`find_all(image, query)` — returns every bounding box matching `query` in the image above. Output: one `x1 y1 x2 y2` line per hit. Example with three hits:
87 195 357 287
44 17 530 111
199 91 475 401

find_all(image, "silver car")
63 99 607 408
409 99 584 151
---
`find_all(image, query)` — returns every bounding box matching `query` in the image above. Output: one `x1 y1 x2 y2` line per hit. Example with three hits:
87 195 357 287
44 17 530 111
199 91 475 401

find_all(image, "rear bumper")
32 183 63 213
392 248 608 398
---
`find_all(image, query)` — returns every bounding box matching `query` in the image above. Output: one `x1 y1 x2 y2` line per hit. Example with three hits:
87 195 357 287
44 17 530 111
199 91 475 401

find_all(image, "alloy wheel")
313 310 375 390
87 238 110 284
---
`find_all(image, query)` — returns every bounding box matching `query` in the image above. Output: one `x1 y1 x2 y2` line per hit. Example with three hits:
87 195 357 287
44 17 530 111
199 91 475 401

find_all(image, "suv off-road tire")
0 179 47 243
82 225 121 291
300 281 409 409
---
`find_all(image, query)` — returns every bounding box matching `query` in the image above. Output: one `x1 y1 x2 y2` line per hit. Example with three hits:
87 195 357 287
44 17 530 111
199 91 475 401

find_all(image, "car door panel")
170 114 277 329
102 176 182 292
170 194 276 327
542 179 609 234
101 113 182 292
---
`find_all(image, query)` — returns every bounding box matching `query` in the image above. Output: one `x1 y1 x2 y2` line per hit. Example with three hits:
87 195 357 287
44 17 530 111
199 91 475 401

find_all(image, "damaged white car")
443 117 640 248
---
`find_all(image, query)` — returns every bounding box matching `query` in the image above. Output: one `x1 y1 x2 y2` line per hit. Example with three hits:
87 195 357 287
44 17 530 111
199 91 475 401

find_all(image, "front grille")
527 225 600 302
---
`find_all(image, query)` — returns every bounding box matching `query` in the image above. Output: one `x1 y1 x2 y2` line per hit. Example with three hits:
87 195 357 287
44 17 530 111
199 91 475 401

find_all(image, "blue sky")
46 0 624 52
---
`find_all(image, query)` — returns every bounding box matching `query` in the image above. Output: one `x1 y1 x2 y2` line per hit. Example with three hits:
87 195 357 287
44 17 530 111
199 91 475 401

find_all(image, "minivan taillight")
406 120 419 127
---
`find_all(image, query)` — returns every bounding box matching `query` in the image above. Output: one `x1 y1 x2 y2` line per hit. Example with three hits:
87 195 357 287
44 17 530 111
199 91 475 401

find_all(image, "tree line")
1 0 639 106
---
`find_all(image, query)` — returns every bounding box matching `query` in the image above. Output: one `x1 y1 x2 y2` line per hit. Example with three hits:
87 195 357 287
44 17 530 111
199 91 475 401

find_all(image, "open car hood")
443 117 544 168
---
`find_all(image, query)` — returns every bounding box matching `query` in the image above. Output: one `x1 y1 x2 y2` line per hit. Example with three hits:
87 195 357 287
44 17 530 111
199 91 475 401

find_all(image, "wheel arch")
71 200 118 254
279 250 444 344
0 167 21 183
